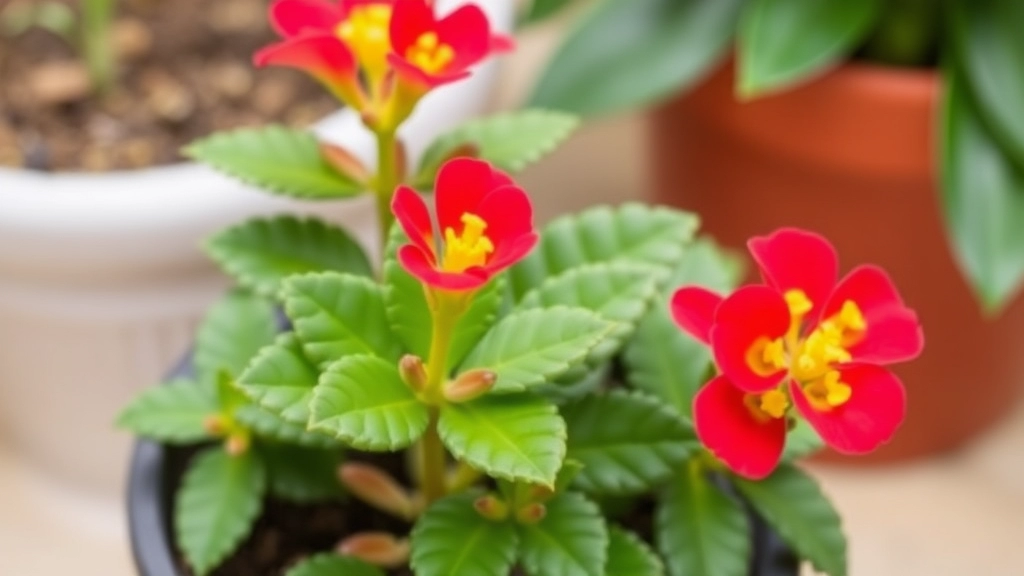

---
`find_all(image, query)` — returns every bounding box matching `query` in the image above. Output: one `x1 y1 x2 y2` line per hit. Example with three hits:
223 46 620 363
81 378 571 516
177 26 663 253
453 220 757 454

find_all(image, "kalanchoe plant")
118 1 924 575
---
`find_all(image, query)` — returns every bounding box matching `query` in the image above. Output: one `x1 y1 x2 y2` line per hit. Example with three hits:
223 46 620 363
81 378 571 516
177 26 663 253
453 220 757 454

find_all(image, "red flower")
391 158 537 292
671 229 923 479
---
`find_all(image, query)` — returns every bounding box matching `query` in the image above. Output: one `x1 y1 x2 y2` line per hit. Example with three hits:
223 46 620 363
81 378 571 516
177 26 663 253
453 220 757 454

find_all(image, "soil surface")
0 0 337 172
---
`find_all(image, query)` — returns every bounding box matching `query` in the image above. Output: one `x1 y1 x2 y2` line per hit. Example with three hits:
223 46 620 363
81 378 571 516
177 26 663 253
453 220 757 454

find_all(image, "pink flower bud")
443 369 497 403
339 463 415 520
473 494 508 521
337 532 410 568
399 354 429 394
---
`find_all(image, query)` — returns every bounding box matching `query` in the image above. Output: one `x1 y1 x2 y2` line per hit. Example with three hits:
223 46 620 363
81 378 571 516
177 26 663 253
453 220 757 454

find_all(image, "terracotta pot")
651 59 1024 463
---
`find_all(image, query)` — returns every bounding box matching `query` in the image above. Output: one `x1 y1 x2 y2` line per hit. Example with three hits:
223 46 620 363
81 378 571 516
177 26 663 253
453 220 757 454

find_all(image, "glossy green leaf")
656 463 750 576
739 0 882 97
260 443 344 503
606 525 665 576
184 126 363 199
237 333 319 425
284 554 385 576
411 492 519 576
284 272 402 366
206 215 372 298
310 354 429 451
530 0 742 116
563 390 695 495
509 204 698 300
116 379 216 443
234 405 341 449
175 449 266 576
519 492 609 576
459 307 613 393
195 291 278 385
734 464 847 576
439 393 566 486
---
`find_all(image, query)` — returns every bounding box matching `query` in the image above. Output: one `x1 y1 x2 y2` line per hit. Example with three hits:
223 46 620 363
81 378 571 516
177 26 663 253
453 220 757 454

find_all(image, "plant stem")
418 408 447 504
82 0 116 94
374 129 399 252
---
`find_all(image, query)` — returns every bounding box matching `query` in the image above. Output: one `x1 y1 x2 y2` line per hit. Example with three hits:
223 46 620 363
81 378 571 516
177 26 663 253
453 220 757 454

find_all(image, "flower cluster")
671 229 924 479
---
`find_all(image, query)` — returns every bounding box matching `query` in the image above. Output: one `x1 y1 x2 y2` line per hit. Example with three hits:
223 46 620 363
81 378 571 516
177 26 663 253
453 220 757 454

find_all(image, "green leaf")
260 443 344 503
117 379 217 443
459 307 613 393
234 405 341 449
509 204 698 300
310 354 429 451
733 464 847 576
195 291 278 384
206 215 372 298
284 554 385 576
656 463 750 576
520 0 577 26
941 65 1024 311
606 525 665 576
782 417 824 462
284 272 402 366
411 492 519 576
414 110 579 186
184 126 363 199
563 390 695 495
738 0 881 97
529 0 743 116
175 448 266 576
439 393 566 486
237 333 319 425
519 492 609 576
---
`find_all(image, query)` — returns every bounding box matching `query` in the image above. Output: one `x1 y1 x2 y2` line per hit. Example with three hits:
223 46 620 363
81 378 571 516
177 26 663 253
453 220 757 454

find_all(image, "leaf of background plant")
606 525 665 576
260 443 344 503
519 0 577 26
439 392 565 486
310 354 429 451
509 204 698 300
116 379 216 443
206 215 372 298
738 0 882 97
563 390 696 495
194 291 278 386
656 463 750 576
184 126 364 199
284 554 385 576
413 110 579 187
459 307 613 393
528 0 743 116
940 66 1024 311
782 417 824 462
733 464 847 576
237 333 319 425
234 405 341 449
410 492 519 576
175 448 266 576
519 492 609 576
284 272 402 366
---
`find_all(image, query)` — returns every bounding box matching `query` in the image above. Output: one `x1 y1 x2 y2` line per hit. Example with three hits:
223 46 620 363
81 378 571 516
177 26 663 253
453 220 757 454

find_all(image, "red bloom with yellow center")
391 158 537 292
671 229 923 479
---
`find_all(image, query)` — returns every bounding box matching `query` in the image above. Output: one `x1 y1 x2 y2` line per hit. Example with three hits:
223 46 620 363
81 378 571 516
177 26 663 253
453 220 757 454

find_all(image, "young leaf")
237 333 319 425
206 215 372 298
563 390 696 495
733 464 847 576
284 554 385 576
509 204 698 300
195 291 278 385
438 393 566 486
175 448 266 576
234 405 341 449
606 525 665 576
459 307 613 393
410 492 519 576
260 443 344 503
184 126 364 199
310 354 429 451
519 492 609 576
414 110 579 186
116 379 217 443
284 272 402 366
656 463 750 576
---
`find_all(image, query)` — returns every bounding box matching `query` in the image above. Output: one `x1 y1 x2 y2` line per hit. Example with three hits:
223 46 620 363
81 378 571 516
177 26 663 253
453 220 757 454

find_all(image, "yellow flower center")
744 389 790 422
442 212 494 272
405 32 455 74
803 370 853 411
336 4 393 80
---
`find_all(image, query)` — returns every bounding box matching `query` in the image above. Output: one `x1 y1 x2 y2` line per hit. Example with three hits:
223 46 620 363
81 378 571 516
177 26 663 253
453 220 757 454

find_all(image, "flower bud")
339 463 414 520
202 414 227 436
320 142 370 184
224 433 250 456
473 494 508 521
337 532 410 568
399 355 429 394
443 369 497 403
515 502 547 525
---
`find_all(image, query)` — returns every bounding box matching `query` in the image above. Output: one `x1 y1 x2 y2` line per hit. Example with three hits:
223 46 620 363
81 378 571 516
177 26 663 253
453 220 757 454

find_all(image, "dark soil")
0 0 337 172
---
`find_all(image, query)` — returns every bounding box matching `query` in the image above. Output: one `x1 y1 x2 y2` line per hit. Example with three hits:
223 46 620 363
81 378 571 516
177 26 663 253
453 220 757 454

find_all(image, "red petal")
475 185 534 245
434 158 503 230
253 34 358 91
269 0 343 37
790 364 906 455
748 228 838 318
388 54 471 88
490 33 515 53
389 0 434 53
670 286 722 345
824 265 923 364
398 245 489 291
483 232 538 273
435 4 490 71
694 375 787 480
391 186 435 258
710 285 790 393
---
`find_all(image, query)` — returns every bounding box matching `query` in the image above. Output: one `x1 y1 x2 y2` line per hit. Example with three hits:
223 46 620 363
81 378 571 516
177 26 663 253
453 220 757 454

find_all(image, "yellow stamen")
442 213 494 272
746 337 787 376
803 370 852 411
838 300 866 332
336 4 393 79
784 289 813 317
406 31 455 74
759 389 790 419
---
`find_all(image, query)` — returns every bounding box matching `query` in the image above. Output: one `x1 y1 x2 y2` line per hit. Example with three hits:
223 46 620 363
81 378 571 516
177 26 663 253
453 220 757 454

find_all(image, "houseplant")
526 0 1022 460
120 1 923 574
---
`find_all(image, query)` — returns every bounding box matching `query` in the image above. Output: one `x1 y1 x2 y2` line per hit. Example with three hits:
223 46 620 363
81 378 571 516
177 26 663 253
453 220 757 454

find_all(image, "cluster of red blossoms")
672 229 924 479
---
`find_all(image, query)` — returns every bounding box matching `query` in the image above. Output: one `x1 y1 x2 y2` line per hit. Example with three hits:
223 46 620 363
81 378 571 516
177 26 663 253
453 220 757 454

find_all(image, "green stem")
419 408 447 504
374 130 399 253
82 0 116 95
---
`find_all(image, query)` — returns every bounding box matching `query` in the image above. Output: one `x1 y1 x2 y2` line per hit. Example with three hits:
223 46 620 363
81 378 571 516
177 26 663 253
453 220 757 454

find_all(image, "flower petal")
748 228 838 317
398 245 488 291
710 285 790 393
483 233 538 273
389 0 434 53
435 3 490 71
253 34 359 100
388 54 471 88
694 375 787 480
434 158 507 231
790 364 906 454
475 185 534 245
269 0 344 37
670 286 722 345
391 186 434 257
490 33 515 53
